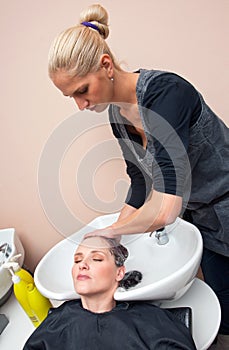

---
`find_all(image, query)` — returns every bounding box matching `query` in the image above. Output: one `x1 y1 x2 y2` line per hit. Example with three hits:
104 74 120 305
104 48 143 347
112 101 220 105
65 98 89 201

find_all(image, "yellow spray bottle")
10 272 40 327
26 283 52 323
3 261 52 327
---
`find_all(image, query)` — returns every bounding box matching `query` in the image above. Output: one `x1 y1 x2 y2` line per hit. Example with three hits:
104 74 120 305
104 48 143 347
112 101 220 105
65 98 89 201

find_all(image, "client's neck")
81 294 116 313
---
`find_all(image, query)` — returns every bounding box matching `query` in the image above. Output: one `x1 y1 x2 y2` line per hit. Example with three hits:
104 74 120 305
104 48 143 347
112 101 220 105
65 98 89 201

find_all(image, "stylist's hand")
84 226 121 243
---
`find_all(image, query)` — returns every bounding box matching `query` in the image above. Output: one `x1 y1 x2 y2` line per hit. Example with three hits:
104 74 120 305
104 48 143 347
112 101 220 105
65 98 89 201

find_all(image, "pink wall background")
1 0 228 270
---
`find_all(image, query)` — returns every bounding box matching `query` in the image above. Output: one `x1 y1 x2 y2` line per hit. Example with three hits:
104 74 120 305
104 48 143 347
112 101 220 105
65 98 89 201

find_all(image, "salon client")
23 237 196 349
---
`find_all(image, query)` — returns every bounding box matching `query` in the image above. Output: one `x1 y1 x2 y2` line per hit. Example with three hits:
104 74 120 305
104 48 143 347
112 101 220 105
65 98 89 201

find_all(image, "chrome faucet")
0 243 12 266
151 228 169 245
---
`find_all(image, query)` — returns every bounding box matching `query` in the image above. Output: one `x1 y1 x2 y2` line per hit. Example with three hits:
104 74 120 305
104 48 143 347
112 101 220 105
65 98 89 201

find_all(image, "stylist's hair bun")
119 270 143 290
79 4 109 39
48 3 120 78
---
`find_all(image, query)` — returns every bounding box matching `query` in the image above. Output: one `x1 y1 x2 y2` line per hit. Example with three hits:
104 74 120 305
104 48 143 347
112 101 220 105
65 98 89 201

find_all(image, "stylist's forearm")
111 191 182 235
118 204 138 221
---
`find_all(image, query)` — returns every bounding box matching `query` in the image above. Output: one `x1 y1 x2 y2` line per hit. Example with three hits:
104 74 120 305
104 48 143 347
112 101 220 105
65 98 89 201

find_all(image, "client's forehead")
77 236 111 251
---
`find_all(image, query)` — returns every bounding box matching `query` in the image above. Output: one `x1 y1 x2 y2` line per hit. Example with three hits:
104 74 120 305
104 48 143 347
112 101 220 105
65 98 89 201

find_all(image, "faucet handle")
155 227 165 238
156 227 165 232
149 227 165 238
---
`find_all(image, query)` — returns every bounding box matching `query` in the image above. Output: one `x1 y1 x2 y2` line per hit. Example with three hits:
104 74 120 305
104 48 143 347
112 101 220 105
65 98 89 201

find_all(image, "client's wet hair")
105 238 142 290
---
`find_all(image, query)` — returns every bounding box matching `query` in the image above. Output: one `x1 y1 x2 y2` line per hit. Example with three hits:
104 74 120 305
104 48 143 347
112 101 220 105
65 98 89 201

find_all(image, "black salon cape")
23 300 196 350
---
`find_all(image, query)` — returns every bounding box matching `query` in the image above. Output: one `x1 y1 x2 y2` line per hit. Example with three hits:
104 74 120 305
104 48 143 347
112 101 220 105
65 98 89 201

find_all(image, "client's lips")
77 274 90 281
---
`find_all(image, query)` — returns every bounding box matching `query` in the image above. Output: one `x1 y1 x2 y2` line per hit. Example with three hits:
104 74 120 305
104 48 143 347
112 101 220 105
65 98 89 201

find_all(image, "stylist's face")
72 237 124 297
51 56 114 113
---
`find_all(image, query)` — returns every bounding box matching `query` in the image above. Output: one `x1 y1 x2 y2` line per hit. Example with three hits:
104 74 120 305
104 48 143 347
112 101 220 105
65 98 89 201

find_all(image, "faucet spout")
154 228 169 245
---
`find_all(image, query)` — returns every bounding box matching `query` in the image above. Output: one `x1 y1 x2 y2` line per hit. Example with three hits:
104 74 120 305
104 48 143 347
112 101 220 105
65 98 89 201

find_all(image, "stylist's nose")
73 97 89 111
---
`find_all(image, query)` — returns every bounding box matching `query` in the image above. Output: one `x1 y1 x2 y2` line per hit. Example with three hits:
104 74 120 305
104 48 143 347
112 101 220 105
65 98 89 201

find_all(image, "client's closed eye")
74 259 82 264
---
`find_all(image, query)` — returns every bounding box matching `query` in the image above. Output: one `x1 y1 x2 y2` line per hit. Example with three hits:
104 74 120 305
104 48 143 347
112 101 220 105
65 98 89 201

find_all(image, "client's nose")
79 260 89 270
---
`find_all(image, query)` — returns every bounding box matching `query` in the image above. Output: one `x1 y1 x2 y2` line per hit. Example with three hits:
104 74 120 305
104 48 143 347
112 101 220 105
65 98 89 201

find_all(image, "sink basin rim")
34 215 203 301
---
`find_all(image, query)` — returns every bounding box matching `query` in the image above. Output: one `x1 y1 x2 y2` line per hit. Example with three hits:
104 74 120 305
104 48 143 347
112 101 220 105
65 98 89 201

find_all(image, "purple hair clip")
81 21 101 34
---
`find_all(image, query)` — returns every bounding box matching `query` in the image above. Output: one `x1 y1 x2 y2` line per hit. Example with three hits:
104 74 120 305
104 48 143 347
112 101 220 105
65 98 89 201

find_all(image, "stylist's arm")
85 190 182 239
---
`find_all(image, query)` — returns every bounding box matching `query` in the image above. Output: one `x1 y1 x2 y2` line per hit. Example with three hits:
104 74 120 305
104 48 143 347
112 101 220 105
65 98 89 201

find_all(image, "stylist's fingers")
84 227 121 243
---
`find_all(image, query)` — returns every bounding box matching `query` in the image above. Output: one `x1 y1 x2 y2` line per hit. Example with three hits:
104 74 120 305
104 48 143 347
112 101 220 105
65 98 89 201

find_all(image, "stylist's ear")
116 266 125 282
100 54 114 79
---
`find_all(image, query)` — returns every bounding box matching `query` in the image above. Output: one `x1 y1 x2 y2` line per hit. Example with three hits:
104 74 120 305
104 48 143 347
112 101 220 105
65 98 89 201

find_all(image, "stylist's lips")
87 105 96 111
87 104 109 113
77 274 91 281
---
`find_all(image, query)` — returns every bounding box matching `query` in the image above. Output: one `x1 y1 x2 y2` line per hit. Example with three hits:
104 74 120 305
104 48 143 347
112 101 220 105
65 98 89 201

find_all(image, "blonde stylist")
48 4 229 348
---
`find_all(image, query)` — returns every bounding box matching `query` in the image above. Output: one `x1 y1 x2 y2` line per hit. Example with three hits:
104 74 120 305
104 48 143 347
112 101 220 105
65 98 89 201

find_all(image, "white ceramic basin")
0 228 24 305
35 213 203 302
161 278 221 350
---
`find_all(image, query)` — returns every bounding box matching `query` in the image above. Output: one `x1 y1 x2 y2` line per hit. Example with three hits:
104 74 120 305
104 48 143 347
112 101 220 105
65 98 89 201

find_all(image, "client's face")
72 237 125 298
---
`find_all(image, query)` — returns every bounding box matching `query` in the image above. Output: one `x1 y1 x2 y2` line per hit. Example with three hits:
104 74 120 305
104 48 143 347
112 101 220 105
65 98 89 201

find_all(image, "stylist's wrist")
108 225 121 242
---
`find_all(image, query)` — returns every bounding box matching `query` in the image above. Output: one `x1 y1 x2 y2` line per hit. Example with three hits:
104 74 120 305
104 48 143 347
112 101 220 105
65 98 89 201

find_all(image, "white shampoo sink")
35 214 203 302
0 228 24 305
